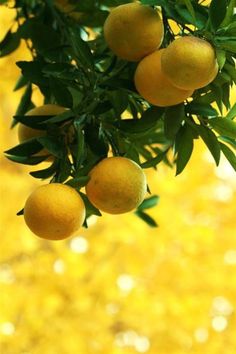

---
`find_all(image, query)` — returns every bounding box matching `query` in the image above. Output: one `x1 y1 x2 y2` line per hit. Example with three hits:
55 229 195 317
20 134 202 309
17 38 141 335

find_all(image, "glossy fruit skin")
134 49 194 107
161 36 219 90
85 157 147 214
104 3 164 61
24 183 86 240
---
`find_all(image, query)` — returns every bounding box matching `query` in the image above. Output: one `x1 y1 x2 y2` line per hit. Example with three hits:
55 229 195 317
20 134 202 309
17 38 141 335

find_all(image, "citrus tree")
1 0 236 236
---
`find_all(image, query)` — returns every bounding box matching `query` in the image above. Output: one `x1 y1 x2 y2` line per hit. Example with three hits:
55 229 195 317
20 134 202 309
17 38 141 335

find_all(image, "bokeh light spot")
53 259 65 274
0 264 15 284
211 296 234 316
69 236 89 254
224 249 236 265
0 322 15 336
212 316 228 332
134 335 150 353
117 274 135 293
194 327 209 343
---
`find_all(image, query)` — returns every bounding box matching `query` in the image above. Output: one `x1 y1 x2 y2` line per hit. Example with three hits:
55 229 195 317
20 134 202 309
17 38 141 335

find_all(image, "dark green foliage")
1 0 235 227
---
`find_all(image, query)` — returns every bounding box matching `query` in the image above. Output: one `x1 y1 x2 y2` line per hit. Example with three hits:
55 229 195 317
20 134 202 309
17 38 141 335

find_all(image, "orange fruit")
161 36 219 90
134 49 194 107
24 183 85 240
103 2 164 61
85 156 147 214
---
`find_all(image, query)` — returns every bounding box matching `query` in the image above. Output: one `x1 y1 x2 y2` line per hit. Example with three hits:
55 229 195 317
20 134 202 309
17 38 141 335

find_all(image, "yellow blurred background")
1 5 236 354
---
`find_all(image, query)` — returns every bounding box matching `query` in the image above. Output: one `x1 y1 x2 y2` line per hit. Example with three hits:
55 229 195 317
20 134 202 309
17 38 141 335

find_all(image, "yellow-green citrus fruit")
18 104 66 157
134 49 194 107
85 156 147 214
161 36 219 90
103 2 164 61
24 183 86 240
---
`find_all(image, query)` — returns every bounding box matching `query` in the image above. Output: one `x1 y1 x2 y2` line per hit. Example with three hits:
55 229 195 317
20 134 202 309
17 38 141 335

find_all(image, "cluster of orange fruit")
19 105 147 240
18 2 219 241
104 2 219 107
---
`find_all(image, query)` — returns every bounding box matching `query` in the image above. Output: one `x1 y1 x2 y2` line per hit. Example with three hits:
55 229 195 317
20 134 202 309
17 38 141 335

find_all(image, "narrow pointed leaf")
175 125 194 175
220 142 236 171
164 103 185 140
135 210 158 227
210 117 236 139
137 195 160 211
197 125 221 165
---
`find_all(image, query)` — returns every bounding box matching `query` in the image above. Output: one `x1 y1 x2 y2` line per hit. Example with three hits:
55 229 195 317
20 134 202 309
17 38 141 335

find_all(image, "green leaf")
225 20 236 35
224 63 236 83
216 49 226 70
226 103 236 120
5 139 43 157
211 84 223 113
141 0 165 5
175 4 206 29
141 149 168 169
74 123 85 169
30 162 58 179
19 20 62 58
65 176 90 188
175 125 194 175
210 117 236 139
221 0 236 27
43 110 74 124
17 61 48 87
13 114 50 129
117 106 165 134
16 208 24 216
220 142 236 171
55 157 72 183
0 30 20 57
79 192 102 221
219 136 236 149
78 9 109 27
71 0 95 11
197 125 221 165
222 82 231 110
101 0 133 5
107 90 129 116
84 123 109 157
186 102 218 117
5 155 47 165
49 78 73 108
164 103 185 140
68 26 94 69
42 63 79 80
218 40 236 53
209 0 227 30
15 83 33 116
37 136 65 158
182 0 196 25
14 111 72 129
135 210 158 227
137 195 160 211
13 75 28 91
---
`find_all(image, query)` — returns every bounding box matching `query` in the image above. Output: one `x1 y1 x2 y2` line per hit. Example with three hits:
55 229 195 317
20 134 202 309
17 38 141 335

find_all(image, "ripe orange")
24 183 85 240
134 49 194 107
103 2 164 61
161 36 219 90
18 104 66 157
85 157 147 214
